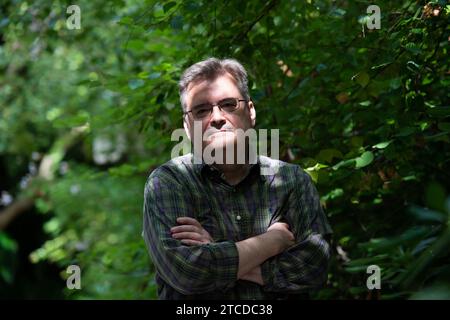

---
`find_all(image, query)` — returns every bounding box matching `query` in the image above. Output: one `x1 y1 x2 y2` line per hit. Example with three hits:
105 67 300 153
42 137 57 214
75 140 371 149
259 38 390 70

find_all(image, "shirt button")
236 215 241 221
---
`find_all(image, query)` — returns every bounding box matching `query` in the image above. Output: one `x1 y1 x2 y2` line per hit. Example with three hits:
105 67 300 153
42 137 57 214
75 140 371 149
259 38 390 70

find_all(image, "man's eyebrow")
191 102 211 109
193 97 235 106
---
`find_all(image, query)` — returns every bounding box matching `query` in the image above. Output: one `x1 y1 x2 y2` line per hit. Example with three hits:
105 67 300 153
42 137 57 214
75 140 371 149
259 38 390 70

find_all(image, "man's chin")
202 134 237 162
204 140 234 152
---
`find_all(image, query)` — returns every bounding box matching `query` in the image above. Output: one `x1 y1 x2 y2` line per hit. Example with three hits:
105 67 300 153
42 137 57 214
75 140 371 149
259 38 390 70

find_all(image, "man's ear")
183 116 192 141
248 100 256 128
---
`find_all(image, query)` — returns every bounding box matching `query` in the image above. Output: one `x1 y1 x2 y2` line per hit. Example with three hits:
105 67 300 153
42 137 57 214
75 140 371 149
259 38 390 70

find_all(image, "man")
142 58 332 299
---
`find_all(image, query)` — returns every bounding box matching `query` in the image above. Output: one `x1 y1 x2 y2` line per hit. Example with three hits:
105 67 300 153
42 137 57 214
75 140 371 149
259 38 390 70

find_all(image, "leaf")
372 140 393 149
355 151 374 168
0 232 18 252
408 205 446 224
163 1 177 13
351 136 364 147
426 106 450 118
410 285 450 300
128 79 145 90
359 226 431 252
73 79 101 88
396 227 450 289
108 164 137 177
332 158 356 170
35 198 51 214
0 232 17 284
170 15 183 30
425 182 446 212
389 77 403 90
306 162 329 172
322 188 344 201
406 60 421 73
117 16 134 26
371 62 393 70
411 237 438 256
316 149 343 163
359 100 371 107
438 122 450 132
305 170 318 183
335 92 349 104
405 42 422 55
352 72 370 87
53 112 90 128
395 126 416 137
148 72 162 80
126 39 146 52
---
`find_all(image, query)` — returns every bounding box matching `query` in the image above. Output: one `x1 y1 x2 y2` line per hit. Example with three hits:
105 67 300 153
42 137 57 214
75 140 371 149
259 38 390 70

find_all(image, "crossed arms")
171 216 295 285
143 166 332 295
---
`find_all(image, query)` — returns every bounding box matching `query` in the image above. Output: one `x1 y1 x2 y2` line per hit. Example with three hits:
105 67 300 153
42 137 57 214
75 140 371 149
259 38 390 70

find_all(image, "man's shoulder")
258 155 305 175
258 155 291 169
163 154 195 169
258 155 311 186
147 154 196 181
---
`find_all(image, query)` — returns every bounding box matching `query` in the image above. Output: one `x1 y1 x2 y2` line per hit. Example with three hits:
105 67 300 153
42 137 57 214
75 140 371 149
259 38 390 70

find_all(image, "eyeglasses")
184 97 248 120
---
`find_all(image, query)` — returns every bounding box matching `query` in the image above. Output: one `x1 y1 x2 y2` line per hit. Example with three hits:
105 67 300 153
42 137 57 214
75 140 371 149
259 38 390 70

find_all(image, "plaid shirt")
142 154 332 300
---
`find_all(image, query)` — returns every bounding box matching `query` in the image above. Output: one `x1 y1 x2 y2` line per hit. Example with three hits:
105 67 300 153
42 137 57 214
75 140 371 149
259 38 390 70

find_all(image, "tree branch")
231 0 280 43
0 125 89 230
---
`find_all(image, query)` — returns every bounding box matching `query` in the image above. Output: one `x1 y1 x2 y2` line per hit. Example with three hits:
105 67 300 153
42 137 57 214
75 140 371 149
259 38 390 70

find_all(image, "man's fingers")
275 222 290 229
172 232 202 241
180 239 203 246
172 217 213 244
176 217 202 227
171 225 198 234
288 231 295 241
268 221 290 231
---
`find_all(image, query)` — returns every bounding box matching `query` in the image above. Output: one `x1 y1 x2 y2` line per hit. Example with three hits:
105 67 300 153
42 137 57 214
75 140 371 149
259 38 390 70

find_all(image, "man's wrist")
239 266 264 285
264 229 291 254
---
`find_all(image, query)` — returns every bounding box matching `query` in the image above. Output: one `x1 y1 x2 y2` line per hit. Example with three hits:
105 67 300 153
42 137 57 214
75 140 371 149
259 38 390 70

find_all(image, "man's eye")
220 100 237 109
194 107 211 117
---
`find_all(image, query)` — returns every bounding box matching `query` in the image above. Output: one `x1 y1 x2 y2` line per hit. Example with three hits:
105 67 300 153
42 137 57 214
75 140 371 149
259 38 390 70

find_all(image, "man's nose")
210 105 226 128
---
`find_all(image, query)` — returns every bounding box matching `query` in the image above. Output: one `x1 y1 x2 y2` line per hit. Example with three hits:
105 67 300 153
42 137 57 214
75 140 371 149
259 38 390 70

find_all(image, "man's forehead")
186 73 240 103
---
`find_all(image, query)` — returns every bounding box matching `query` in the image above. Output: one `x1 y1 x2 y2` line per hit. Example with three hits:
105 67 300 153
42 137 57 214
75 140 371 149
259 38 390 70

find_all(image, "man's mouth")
205 128 233 135
205 129 235 141
211 130 233 134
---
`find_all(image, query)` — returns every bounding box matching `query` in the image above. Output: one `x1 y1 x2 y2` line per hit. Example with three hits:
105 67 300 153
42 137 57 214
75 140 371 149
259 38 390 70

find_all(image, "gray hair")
178 58 250 112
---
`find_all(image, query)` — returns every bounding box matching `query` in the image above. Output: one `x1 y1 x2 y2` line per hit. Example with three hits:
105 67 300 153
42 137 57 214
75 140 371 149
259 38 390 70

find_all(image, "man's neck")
212 163 251 186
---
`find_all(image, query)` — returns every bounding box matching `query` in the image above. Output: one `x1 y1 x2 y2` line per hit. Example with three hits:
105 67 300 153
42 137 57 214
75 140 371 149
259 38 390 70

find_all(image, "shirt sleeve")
142 166 239 295
261 166 332 293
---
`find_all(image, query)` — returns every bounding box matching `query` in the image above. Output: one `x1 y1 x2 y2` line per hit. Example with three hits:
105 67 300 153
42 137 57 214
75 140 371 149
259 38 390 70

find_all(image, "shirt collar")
193 154 266 183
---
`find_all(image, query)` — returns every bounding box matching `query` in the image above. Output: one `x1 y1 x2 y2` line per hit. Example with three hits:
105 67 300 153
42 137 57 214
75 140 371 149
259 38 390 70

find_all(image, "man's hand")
239 266 264 285
235 221 296 278
171 217 213 245
238 222 294 284
267 221 295 249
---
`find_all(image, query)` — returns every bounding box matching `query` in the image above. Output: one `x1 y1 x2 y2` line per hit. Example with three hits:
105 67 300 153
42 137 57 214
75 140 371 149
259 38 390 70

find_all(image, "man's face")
183 73 256 156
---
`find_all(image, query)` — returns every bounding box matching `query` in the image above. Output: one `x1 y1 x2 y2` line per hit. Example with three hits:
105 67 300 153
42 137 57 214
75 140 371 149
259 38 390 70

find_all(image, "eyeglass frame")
183 97 250 120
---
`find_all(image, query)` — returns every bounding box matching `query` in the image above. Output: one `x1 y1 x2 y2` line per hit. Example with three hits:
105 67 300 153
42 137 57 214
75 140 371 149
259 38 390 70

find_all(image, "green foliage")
1 0 449 299
0 232 18 284
29 165 155 299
